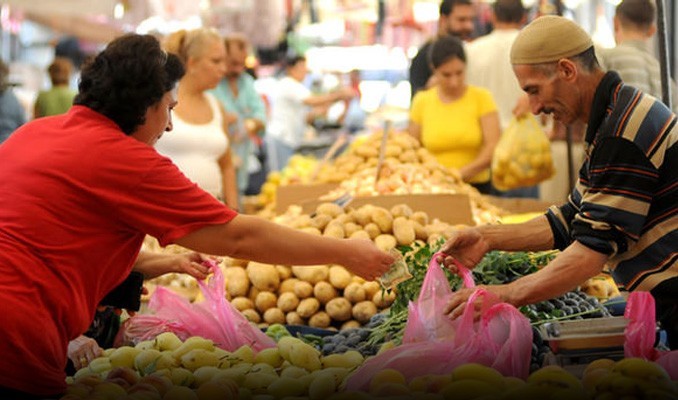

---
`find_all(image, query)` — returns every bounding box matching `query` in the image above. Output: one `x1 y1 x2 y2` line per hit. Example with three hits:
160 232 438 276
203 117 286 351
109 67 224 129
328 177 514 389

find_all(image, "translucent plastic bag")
624 291 678 378
117 260 275 352
492 115 554 190
345 253 532 391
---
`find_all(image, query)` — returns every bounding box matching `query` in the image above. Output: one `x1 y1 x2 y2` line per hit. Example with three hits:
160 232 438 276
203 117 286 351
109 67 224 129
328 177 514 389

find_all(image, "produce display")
256 131 504 225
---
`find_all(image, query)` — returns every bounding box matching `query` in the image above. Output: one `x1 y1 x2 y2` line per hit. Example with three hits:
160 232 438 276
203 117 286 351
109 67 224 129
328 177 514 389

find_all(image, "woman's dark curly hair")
428 35 466 70
74 34 185 135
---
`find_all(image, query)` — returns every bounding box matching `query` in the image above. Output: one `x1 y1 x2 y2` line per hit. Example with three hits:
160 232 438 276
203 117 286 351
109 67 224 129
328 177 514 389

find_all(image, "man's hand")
436 227 490 273
68 335 103 370
443 285 510 320
512 94 531 119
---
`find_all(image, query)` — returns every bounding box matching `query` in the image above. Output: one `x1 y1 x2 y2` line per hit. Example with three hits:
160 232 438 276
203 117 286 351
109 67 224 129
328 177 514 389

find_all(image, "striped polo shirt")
546 71 677 292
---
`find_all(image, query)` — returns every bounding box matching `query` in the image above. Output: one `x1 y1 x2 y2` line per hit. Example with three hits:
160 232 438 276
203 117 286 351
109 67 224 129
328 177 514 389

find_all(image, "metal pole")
656 0 673 109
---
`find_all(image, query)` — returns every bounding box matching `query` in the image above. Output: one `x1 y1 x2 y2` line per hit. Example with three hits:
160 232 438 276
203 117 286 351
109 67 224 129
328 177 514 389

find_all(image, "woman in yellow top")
409 35 501 194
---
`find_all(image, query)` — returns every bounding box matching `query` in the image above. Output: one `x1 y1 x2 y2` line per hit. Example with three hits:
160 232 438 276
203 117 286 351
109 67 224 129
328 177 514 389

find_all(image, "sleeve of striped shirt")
571 136 659 256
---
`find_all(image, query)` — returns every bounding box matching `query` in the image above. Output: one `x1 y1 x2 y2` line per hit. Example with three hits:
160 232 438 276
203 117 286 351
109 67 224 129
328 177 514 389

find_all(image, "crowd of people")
0 0 675 398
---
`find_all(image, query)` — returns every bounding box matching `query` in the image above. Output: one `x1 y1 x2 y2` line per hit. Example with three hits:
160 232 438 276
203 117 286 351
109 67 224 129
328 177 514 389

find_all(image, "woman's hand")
68 335 103 370
342 239 395 281
172 252 214 280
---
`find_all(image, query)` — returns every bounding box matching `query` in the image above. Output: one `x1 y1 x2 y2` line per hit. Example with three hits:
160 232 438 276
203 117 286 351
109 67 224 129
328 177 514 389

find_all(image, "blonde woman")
157 28 240 210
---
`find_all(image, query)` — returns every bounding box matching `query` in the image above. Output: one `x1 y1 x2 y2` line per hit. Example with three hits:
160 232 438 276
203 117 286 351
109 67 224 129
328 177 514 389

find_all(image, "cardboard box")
275 183 340 214
484 195 556 214
301 193 475 226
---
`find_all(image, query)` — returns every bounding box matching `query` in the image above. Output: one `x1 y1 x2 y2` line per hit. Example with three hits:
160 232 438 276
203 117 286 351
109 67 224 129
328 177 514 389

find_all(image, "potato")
225 266 249 298
398 149 418 163
308 311 331 329
286 311 305 326
390 204 413 219
349 230 371 240
290 215 312 229
297 298 320 319
279 278 299 294
373 290 396 308
325 297 352 321
231 296 254 312
374 234 397 252
412 221 428 241
277 292 300 313
340 320 361 330
263 308 286 325
352 301 378 323
313 281 337 305
293 280 314 299
362 281 381 299
247 262 280 292
392 217 416 246
328 265 352 290
255 291 277 313
316 202 344 218
427 233 444 246
332 214 353 225
370 207 393 233
363 223 381 240
343 282 366 304
384 144 401 157
241 309 261 323
410 211 429 226
323 224 345 239
351 205 373 226
310 214 332 231
248 286 260 302
276 265 292 280
292 265 329 284
343 222 361 237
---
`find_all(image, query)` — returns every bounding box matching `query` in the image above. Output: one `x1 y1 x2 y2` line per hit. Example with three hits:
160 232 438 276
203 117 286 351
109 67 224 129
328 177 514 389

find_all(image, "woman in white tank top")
156 28 239 209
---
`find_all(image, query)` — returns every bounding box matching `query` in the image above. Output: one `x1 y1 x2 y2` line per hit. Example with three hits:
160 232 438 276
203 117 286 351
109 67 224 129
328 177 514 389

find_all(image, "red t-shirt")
0 106 236 395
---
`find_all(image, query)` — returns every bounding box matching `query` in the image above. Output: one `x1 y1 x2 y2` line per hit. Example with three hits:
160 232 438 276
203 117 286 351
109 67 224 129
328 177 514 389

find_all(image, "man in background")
212 34 268 197
598 0 677 111
409 0 475 98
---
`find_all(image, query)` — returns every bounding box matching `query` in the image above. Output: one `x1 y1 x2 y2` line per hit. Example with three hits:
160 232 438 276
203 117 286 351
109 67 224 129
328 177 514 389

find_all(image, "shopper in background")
598 0 677 111
33 56 77 118
212 33 268 198
156 28 240 210
0 33 393 398
409 0 476 98
440 16 678 348
465 0 538 199
266 55 355 171
0 59 26 144
408 35 501 194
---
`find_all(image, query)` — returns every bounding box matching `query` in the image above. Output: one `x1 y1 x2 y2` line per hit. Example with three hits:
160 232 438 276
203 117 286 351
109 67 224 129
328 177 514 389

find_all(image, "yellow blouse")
410 85 497 183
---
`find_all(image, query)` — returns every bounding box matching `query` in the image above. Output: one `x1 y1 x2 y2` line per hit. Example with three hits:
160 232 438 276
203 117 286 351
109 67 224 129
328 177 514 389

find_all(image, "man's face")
226 47 247 79
441 4 476 40
513 63 579 125
131 87 178 145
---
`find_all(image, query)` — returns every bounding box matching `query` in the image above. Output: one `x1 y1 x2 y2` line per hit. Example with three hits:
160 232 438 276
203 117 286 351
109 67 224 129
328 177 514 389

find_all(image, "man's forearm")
479 215 554 252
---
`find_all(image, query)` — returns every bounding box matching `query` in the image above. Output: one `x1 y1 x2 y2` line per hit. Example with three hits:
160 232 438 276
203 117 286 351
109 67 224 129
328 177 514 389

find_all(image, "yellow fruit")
321 351 364 369
88 357 112 374
308 373 337 400
134 349 163 374
167 367 194 387
613 357 670 381
181 349 219 371
451 363 505 389
195 380 236 400
110 346 141 369
583 358 616 376
280 365 310 380
254 348 283 368
582 367 611 393
267 376 306 398
249 362 277 376
231 345 255 364
527 366 583 390
192 366 221 387
502 382 557 400
171 337 214 360
135 340 156 351
373 382 411 397
154 332 183 352
503 376 526 390
369 368 407 393
163 386 198 400
288 341 322 371
241 371 277 392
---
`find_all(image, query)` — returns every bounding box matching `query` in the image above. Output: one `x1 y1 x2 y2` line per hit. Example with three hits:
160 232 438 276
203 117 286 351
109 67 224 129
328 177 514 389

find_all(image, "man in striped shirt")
440 16 678 347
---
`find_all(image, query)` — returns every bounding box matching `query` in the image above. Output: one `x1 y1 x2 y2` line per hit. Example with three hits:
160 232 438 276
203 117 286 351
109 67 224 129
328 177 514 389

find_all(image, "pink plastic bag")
118 260 275 352
345 253 532 391
624 291 678 378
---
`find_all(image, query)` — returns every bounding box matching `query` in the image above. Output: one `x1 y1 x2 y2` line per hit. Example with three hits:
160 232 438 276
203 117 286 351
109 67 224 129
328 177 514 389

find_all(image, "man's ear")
557 58 577 81
646 23 657 38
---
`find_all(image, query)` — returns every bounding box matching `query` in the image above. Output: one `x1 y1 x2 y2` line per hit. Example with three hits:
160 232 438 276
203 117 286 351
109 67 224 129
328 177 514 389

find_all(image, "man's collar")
585 71 623 144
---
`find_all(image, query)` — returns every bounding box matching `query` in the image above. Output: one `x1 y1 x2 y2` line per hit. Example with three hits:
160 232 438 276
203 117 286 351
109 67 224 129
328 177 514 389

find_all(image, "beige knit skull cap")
510 15 593 64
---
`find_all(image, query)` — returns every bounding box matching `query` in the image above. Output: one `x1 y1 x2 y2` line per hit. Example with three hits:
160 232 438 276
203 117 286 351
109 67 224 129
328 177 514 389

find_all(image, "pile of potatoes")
228 202 459 330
